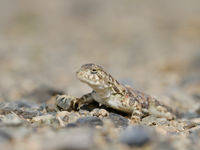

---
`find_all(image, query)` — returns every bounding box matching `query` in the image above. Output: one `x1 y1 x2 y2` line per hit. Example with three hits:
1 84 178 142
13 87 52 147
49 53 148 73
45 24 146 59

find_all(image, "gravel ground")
0 0 200 150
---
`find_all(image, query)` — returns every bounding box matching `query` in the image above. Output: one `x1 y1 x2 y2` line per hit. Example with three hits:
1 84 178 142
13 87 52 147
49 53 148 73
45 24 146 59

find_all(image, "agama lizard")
56 63 175 123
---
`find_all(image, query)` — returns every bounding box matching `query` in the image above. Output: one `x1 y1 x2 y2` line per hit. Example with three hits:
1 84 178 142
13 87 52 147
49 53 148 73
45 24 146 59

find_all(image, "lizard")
56 63 175 123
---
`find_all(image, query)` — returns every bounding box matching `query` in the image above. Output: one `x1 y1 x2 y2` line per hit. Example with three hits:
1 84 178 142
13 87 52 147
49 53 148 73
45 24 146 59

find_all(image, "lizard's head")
76 63 111 89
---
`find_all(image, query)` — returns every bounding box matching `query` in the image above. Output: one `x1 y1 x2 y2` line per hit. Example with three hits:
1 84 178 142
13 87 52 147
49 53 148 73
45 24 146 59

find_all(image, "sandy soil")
0 0 200 150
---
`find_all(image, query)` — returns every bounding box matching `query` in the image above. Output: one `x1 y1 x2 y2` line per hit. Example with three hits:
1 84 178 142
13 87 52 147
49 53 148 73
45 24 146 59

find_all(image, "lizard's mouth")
77 75 101 86
76 70 102 86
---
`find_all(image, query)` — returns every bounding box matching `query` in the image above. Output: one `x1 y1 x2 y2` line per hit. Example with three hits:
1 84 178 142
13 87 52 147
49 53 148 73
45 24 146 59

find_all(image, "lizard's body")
56 63 175 123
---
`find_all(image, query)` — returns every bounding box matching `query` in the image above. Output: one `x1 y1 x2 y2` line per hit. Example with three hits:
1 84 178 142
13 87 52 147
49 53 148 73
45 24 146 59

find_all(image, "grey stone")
0 102 19 114
17 109 40 119
66 123 78 128
0 101 41 119
120 125 153 147
108 113 129 128
76 116 103 127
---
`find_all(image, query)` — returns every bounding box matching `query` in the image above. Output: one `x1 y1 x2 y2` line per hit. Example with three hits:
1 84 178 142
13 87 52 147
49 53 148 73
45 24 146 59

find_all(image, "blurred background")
0 0 200 108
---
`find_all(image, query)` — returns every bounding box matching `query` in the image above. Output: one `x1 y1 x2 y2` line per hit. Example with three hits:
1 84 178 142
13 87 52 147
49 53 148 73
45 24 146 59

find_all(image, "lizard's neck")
92 87 113 99
89 76 126 99
106 73 126 95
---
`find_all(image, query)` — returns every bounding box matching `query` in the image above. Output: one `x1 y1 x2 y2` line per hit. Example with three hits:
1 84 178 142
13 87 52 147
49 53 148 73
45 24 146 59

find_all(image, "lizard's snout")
76 70 82 78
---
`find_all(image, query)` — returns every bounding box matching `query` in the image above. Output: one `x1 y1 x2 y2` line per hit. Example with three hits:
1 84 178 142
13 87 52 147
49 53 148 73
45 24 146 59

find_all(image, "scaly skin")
56 63 175 123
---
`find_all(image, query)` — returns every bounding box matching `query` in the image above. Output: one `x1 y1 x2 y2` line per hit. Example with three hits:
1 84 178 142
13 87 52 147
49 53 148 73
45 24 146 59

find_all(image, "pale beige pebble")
32 114 55 122
152 119 188 135
56 116 65 127
155 125 186 136
56 111 70 127
56 111 69 119
1 112 23 125
67 111 81 123
99 109 109 117
155 126 170 135
141 116 168 126
95 125 102 129
169 120 186 132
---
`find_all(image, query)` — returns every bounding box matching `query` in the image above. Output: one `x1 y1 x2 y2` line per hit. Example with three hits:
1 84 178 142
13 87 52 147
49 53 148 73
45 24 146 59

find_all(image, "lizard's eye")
91 69 97 74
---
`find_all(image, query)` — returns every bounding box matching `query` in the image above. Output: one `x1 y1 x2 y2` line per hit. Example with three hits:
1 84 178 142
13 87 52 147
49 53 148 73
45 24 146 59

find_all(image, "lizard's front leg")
131 110 143 124
130 100 143 124
56 92 94 111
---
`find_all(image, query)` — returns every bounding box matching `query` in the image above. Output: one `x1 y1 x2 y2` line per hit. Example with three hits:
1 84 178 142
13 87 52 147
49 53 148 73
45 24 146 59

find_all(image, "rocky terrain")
0 0 200 150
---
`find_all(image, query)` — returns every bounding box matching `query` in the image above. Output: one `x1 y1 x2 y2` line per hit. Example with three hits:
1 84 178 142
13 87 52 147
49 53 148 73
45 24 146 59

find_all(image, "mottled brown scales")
56 63 175 123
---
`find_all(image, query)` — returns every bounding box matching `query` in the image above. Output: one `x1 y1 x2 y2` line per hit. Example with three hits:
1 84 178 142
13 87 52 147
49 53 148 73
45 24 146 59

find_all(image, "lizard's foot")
56 94 79 111
130 110 143 124
91 108 109 117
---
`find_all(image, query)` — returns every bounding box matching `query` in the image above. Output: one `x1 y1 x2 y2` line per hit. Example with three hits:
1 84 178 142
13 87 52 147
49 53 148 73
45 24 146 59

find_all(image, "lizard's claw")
56 94 77 111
